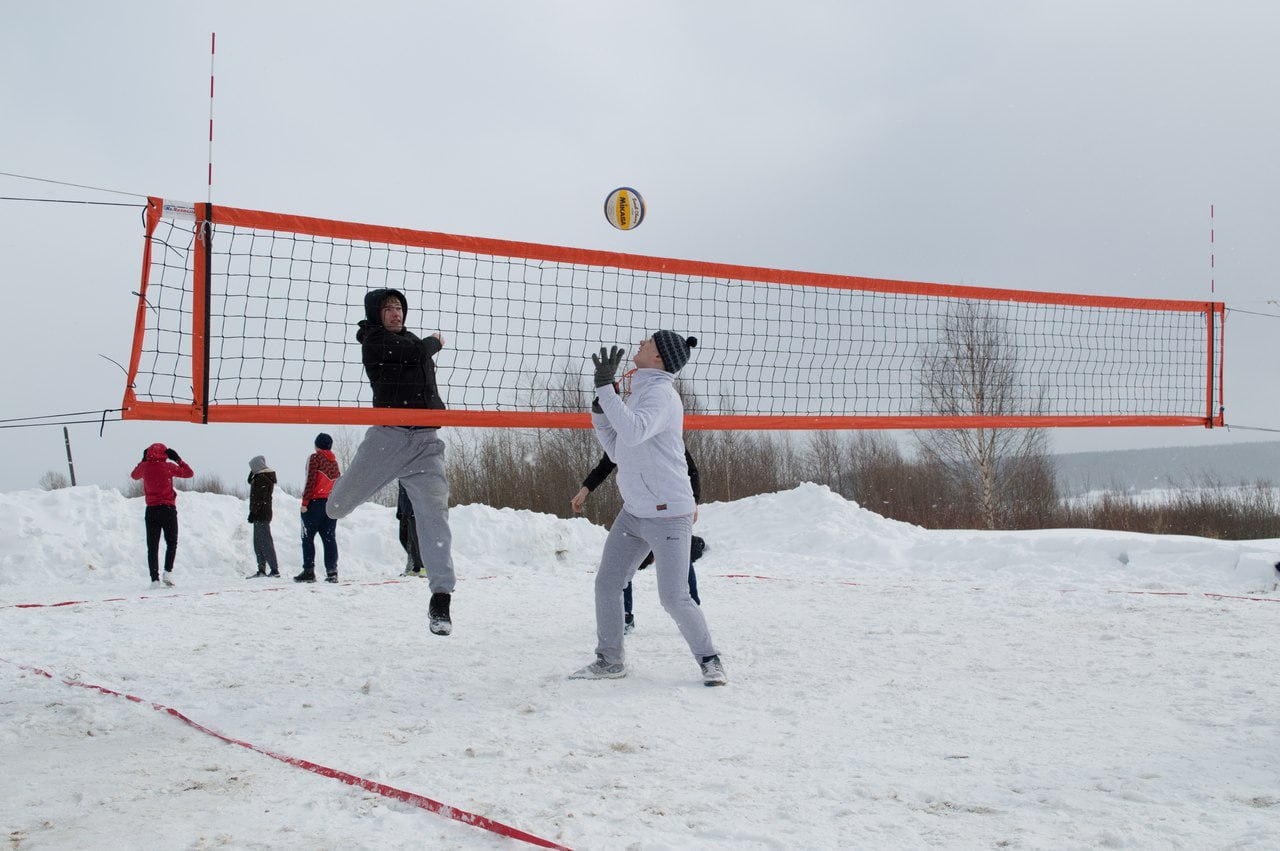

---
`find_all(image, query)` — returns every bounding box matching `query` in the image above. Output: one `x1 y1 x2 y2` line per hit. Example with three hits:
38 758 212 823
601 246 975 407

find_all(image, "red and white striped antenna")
207 32 216 204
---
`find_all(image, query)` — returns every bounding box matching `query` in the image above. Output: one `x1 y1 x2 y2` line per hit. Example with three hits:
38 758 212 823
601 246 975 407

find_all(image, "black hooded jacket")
357 288 447 411
247 468 276 523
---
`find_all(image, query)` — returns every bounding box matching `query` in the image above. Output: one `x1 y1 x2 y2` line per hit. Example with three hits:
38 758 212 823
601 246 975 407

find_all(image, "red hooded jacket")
130 443 195 507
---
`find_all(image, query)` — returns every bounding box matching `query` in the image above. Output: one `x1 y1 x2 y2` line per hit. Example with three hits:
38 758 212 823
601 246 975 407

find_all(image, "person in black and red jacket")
130 443 194 588
296 433 341 584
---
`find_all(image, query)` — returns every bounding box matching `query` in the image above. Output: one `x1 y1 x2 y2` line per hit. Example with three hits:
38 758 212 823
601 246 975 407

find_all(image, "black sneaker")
325 574 338 584
429 592 452 636
268 571 280 578
293 570 316 583
624 613 635 634
247 570 268 579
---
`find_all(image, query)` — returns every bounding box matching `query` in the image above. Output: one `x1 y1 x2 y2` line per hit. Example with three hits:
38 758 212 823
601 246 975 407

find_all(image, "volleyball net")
122 198 1225 430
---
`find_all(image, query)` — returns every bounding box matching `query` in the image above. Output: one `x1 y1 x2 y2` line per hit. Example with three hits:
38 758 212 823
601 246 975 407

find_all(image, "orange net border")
123 198 1225 431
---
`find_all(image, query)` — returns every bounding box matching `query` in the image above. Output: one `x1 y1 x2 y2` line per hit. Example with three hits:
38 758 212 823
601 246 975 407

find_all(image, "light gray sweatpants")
594 508 717 666
326 426 455 593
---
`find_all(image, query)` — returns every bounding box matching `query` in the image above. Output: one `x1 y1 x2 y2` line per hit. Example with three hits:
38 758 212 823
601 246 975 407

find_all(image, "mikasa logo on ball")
604 187 645 231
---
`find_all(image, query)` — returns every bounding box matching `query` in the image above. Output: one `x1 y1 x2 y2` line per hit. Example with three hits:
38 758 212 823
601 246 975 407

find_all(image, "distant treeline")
91 428 1280 542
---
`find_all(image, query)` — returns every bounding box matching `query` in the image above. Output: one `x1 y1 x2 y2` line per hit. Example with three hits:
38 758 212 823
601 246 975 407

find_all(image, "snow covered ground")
2 483 1279 849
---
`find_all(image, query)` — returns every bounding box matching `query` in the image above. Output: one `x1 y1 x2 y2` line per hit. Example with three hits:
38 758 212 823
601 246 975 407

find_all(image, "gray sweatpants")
594 509 717 666
326 426 455 593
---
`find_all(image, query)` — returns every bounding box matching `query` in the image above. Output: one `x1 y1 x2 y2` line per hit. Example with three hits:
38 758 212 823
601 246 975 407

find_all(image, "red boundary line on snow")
0 577 417 611
0 657 571 850
6 574 1279 612
716 573 1280 603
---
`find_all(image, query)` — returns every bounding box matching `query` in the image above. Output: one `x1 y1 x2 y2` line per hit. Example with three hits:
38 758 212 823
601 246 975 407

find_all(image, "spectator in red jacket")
296 433 341 584
130 443 194 588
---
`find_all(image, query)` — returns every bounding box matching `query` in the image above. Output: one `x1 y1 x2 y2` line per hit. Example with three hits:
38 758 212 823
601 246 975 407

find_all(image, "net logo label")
162 201 197 220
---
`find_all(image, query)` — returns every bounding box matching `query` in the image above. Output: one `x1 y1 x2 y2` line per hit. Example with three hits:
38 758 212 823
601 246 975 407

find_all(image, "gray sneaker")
569 655 626 680
699 654 727 687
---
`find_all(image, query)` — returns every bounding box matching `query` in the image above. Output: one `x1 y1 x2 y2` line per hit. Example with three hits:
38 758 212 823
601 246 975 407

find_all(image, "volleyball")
604 187 645 230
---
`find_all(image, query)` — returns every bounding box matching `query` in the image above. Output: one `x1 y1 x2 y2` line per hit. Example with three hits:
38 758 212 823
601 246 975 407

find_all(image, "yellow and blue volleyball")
604 187 645 230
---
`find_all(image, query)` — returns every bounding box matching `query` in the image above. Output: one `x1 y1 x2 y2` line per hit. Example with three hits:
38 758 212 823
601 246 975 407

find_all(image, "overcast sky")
2 1 1279 493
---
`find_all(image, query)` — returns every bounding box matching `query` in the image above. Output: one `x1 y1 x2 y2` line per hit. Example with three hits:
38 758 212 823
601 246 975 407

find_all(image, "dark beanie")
314 432 333 451
653 331 697 374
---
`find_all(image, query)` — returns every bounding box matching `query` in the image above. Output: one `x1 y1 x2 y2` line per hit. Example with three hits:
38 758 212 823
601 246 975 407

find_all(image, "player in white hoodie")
570 331 726 686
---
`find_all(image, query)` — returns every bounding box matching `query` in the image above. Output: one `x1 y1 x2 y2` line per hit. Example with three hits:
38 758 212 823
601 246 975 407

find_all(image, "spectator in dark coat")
246 455 279 579
130 442 194 587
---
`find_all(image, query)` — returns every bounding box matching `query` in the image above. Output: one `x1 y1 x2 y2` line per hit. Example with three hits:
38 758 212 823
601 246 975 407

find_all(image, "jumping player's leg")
399 430 455 594
326 427 408 520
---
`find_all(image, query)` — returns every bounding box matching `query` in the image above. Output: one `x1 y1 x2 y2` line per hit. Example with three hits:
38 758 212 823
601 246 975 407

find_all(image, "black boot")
293 569 316 583
429 592 452 636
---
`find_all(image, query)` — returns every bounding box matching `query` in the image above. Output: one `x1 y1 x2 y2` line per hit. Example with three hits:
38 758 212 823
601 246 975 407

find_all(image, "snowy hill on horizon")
1054 439 1280 496
3 483 1279 848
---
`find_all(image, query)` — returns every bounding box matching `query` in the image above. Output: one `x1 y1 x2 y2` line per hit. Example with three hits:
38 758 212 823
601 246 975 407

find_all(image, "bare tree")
39 470 70 490
915 300 1055 529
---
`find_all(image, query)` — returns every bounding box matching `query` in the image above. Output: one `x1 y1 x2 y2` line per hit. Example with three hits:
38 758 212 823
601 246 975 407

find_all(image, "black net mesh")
128 206 1221 425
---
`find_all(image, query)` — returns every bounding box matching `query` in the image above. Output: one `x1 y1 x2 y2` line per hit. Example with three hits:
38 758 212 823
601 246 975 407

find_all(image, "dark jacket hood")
364 288 409 325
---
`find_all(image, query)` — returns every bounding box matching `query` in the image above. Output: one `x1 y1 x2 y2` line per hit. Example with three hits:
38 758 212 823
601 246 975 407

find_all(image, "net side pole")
121 198 165 415
1205 302 1223 427
1217 306 1227 424
192 203 212 423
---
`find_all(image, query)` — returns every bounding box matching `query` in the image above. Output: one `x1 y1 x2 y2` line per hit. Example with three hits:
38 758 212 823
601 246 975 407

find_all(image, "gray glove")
592 346 625 388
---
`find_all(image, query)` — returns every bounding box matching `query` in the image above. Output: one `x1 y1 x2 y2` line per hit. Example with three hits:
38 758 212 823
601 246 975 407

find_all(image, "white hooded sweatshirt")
592 368 695 519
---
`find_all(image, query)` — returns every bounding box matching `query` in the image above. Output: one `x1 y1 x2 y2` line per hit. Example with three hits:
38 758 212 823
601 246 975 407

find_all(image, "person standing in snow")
570 332 726 686
296 433 341 584
397 482 426 577
130 443 194 588
324 288 457 635
246 455 279 579
570 447 706 633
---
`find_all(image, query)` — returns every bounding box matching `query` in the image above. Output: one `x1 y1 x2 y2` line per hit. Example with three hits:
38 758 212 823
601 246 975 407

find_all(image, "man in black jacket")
325 288 456 635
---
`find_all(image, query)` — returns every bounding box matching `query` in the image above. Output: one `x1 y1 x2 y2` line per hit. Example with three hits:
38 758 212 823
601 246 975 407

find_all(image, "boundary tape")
716 573 1280 604
0 577 417 611
0 657 571 850
0 575 518 612
5 573 1278 613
